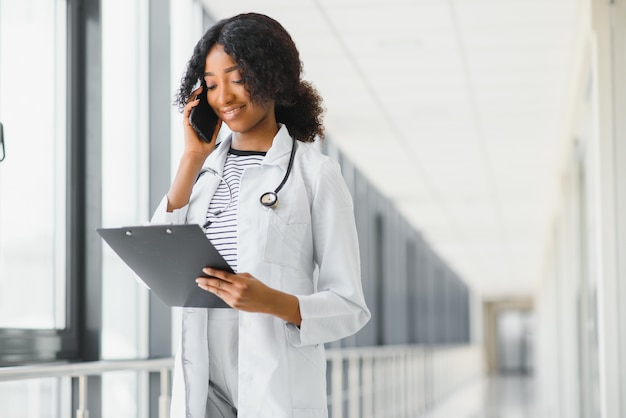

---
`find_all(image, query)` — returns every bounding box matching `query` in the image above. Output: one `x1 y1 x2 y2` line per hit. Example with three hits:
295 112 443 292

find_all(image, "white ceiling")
202 0 582 299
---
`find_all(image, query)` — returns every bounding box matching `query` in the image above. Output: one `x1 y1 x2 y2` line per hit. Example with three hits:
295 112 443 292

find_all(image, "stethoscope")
200 137 297 218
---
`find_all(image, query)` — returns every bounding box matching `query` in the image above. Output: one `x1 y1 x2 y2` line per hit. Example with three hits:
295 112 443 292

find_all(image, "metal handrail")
0 357 174 381
0 357 174 418
0 345 482 418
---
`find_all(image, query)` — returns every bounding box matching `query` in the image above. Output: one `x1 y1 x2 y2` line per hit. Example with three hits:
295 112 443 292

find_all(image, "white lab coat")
152 125 370 418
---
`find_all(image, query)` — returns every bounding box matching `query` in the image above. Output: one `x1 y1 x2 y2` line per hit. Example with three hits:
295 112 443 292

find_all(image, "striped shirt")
204 148 266 272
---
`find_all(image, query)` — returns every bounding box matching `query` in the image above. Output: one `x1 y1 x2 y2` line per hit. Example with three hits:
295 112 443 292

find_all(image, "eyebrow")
204 65 240 77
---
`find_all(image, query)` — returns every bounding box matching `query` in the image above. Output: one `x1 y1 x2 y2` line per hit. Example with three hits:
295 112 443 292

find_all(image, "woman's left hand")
197 268 302 326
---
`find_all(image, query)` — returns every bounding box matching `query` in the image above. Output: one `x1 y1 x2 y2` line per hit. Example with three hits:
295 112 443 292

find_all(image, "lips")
221 104 246 120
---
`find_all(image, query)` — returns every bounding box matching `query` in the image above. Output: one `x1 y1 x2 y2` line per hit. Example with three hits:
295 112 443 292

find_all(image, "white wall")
533 1 626 417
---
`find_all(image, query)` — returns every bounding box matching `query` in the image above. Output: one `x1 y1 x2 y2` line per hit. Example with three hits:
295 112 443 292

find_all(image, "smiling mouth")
221 105 245 118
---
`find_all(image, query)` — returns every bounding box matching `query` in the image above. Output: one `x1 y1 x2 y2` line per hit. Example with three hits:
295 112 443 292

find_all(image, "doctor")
152 13 370 417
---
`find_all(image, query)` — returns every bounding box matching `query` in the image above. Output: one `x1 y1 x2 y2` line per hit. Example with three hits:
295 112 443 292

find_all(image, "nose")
217 83 235 107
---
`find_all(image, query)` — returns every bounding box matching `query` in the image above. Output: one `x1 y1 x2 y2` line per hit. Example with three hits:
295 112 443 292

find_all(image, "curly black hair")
174 13 324 142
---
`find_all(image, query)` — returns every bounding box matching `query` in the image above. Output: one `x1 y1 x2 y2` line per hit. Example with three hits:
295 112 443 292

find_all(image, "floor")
420 375 549 418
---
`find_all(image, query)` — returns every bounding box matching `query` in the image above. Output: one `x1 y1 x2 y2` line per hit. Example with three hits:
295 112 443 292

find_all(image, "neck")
231 122 279 152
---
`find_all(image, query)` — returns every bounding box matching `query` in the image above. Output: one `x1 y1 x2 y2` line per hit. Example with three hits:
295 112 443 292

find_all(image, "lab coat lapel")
262 125 293 170
186 138 232 226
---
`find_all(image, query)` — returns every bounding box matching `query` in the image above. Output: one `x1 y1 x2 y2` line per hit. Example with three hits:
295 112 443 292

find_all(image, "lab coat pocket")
264 209 306 270
286 344 327 409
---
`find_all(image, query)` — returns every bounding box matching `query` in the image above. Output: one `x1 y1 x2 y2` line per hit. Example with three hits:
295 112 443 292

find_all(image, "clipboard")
97 224 232 308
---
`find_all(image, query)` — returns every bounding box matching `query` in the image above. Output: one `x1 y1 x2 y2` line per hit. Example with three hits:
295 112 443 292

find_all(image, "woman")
152 12 370 418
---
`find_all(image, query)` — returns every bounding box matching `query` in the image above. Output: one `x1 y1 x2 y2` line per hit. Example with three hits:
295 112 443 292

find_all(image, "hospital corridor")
1 0 626 417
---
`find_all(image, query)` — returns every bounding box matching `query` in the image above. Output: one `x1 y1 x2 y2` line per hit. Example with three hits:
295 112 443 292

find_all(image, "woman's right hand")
166 86 222 212
182 85 222 158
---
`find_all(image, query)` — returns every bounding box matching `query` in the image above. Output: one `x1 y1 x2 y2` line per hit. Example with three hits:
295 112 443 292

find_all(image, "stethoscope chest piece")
258 137 297 210
260 191 279 209
203 137 296 212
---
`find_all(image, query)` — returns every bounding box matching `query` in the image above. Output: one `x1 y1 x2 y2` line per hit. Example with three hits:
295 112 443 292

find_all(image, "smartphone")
189 83 218 143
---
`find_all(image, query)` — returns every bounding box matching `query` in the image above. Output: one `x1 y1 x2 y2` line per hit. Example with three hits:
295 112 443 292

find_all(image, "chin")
222 121 247 134
221 120 235 133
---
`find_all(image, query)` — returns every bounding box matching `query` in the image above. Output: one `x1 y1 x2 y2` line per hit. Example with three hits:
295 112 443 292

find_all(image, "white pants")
206 309 239 417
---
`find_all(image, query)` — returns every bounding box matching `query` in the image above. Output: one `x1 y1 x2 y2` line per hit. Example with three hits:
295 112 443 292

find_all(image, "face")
203 44 276 137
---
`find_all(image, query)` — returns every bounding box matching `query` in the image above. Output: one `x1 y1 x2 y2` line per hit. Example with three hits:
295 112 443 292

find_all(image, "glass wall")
0 0 67 330
100 0 150 416
0 1 70 416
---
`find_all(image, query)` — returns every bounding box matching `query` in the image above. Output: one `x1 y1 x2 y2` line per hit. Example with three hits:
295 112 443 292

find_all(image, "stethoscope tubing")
259 138 297 209
200 137 297 214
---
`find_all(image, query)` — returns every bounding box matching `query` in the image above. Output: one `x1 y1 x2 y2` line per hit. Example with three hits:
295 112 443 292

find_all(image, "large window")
0 0 67 330
0 1 70 415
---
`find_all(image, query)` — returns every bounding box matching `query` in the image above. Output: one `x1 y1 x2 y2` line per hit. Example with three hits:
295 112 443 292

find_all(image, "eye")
206 84 217 90
233 79 244 85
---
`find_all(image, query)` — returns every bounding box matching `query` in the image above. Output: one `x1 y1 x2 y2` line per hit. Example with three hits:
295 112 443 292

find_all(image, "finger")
202 267 233 282
185 95 201 112
196 277 229 291
182 105 198 125
187 95 200 105
197 280 214 296
183 88 203 119
196 276 215 287
189 85 204 103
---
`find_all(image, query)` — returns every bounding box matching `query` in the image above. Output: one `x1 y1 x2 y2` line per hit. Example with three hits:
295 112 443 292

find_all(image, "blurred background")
0 0 625 417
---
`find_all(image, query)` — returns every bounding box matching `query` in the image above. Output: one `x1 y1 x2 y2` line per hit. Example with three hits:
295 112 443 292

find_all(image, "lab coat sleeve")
150 195 189 224
285 159 370 347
